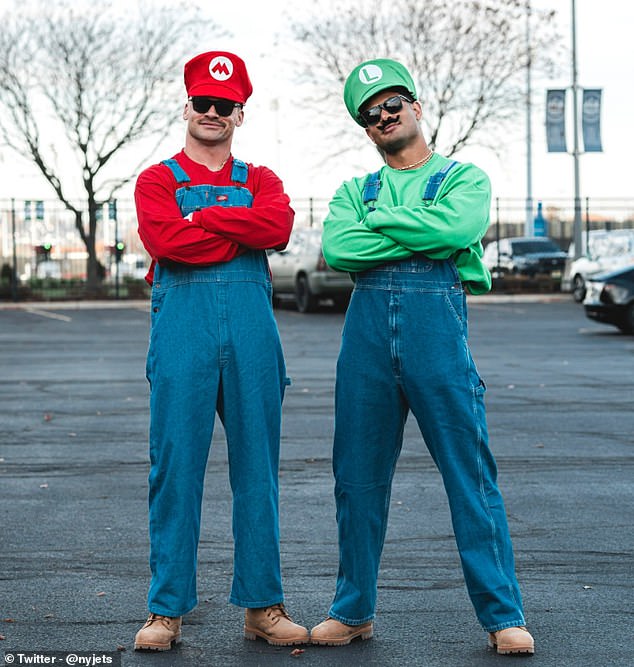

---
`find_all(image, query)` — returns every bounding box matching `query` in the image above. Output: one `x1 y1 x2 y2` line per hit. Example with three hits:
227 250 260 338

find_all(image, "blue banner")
546 89 567 153
582 88 603 152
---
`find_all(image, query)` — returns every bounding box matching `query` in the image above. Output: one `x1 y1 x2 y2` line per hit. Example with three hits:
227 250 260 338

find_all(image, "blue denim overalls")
145 158 288 616
328 164 526 633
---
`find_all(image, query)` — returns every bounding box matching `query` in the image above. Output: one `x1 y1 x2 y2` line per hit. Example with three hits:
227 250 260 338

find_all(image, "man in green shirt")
310 59 534 656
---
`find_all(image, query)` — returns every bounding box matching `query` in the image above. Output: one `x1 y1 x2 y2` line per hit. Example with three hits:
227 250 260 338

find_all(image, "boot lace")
265 604 292 624
145 613 176 627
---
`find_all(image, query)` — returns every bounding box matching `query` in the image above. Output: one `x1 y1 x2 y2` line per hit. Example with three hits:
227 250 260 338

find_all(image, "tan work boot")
244 603 309 646
134 613 182 651
310 617 374 646
488 626 534 655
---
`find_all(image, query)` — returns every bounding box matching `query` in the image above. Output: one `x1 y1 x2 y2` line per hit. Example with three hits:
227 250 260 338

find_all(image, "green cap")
344 59 418 126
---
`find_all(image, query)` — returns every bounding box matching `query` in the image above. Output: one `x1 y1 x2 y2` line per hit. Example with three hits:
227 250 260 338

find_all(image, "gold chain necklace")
395 151 434 171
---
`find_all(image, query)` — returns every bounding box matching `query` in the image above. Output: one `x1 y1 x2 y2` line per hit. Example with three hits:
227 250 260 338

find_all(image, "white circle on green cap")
358 64 383 85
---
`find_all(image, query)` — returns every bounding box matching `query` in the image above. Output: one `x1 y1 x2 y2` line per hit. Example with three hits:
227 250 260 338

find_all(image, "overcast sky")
1 0 632 219
219 0 634 207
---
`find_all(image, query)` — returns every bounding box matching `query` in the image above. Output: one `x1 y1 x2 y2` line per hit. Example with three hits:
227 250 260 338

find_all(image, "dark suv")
483 237 567 278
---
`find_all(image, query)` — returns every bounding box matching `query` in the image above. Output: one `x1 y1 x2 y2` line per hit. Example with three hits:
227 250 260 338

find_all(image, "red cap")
184 51 253 104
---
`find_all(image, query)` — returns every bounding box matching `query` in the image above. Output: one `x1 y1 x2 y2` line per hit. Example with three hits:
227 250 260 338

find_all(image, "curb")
0 294 575 311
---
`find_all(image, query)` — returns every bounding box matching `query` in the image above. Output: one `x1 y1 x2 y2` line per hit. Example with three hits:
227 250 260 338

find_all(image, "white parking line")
23 307 72 322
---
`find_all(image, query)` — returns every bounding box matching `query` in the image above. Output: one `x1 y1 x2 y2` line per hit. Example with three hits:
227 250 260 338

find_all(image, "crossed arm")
322 166 490 273
136 165 294 266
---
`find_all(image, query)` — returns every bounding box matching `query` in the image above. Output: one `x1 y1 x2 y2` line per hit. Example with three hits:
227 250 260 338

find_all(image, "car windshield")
591 234 634 258
511 240 561 254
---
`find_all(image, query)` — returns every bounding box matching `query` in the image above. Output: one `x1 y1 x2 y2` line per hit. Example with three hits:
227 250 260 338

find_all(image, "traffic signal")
35 243 52 260
114 241 125 262
108 199 117 220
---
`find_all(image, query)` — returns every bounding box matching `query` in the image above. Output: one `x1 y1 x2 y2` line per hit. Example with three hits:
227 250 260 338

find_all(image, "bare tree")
0 1 223 289
290 0 560 160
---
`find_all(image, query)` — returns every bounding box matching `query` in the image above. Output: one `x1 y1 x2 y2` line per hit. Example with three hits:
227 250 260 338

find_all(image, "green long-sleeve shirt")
322 153 492 295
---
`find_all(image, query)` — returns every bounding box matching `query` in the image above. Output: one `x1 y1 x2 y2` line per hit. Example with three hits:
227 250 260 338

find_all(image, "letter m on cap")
212 62 230 76
209 55 233 80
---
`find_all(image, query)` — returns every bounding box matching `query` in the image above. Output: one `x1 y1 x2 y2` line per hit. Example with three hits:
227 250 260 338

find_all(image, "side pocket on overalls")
469 352 487 395
445 287 466 331
146 288 166 386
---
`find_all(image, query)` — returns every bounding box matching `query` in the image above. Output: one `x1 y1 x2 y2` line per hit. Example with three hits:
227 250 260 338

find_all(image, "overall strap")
363 160 459 209
161 157 249 184
161 158 190 184
230 158 248 184
422 160 458 201
363 170 382 210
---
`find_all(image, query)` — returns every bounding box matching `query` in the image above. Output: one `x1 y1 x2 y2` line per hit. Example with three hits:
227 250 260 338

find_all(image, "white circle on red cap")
359 64 383 85
209 56 233 81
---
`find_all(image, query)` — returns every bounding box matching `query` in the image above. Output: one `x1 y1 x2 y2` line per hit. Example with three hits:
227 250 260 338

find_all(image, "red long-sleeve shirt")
135 150 294 283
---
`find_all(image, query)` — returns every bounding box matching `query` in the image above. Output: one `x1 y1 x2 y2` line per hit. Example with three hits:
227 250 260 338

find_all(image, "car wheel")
617 303 634 334
572 274 586 302
295 274 317 313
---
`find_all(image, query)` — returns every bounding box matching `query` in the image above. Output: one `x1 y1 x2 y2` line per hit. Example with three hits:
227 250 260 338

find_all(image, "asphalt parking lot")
0 295 633 667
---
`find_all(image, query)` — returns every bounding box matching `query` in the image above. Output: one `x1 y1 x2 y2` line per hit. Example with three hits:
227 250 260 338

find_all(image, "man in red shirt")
133 51 308 651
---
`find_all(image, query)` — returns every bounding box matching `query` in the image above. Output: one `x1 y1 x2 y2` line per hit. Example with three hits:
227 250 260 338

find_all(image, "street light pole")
114 204 120 300
11 198 18 302
525 0 534 237
571 0 583 258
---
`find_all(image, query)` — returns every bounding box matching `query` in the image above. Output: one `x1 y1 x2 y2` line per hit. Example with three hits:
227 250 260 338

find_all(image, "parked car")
482 236 567 278
583 265 634 334
35 260 62 279
561 229 634 302
267 227 353 313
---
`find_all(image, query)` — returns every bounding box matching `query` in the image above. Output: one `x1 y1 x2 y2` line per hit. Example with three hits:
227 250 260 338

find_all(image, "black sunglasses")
189 97 242 116
359 94 413 127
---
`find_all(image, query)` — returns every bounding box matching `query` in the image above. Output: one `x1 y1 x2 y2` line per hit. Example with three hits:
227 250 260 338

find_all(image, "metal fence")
486 197 634 249
292 196 634 247
1 195 633 286
0 198 144 284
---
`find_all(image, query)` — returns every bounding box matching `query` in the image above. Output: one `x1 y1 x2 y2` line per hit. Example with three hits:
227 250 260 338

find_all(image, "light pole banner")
546 89 567 152
582 88 603 152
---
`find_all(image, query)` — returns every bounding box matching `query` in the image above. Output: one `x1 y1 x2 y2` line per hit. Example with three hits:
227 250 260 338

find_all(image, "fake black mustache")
378 116 400 131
